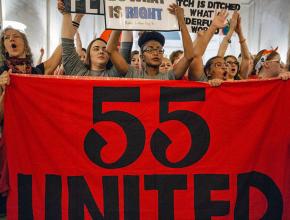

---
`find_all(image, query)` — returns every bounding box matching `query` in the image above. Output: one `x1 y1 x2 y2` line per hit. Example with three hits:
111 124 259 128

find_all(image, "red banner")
4 74 290 220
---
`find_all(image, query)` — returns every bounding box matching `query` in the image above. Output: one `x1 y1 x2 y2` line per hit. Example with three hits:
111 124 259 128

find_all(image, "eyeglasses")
226 61 239 66
265 59 281 64
212 62 228 68
142 47 164 54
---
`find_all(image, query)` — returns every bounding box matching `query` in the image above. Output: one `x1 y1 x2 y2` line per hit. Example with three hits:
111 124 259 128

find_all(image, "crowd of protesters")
0 0 290 217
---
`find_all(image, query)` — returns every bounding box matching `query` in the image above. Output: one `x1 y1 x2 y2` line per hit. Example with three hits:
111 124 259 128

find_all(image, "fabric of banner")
4 74 290 220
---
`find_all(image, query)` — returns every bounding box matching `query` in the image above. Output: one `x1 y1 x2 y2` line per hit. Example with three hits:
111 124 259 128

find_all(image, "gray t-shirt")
125 68 176 80
61 38 122 77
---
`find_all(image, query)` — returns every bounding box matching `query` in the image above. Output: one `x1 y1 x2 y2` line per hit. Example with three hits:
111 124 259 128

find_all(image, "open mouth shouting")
223 71 228 80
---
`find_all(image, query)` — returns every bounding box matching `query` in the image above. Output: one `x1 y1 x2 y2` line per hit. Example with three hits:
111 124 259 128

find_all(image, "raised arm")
106 30 130 75
189 10 229 80
58 0 74 39
120 31 133 63
217 11 238 57
188 32 206 80
197 10 229 56
42 44 62 75
58 0 83 39
75 31 83 56
58 0 88 75
235 14 251 79
168 4 194 79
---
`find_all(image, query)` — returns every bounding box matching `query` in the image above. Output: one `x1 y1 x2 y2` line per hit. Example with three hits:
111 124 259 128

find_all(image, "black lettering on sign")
151 87 210 168
194 174 230 220
234 171 283 220
177 0 195 7
18 174 34 220
45 175 62 220
109 6 122 18
124 176 140 220
64 0 103 14
198 0 206 8
145 175 187 220
68 176 119 220
84 87 145 169
16 172 284 219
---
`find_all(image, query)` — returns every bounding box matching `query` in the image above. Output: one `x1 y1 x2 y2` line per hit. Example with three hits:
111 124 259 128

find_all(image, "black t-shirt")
0 63 45 75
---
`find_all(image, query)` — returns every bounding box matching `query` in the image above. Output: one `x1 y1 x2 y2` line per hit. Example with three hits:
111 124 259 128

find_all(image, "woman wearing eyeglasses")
217 12 252 80
188 10 230 86
224 55 240 80
106 4 194 80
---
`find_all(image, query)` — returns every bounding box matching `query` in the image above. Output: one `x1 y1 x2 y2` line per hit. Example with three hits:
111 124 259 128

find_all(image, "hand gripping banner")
4 74 290 220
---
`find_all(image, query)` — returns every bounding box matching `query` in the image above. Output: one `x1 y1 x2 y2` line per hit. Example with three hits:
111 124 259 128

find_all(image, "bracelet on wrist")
72 21 80 28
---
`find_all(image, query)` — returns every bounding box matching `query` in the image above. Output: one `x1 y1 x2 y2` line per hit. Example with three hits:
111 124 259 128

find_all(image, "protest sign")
104 0 179 31
64 0 104 15
177 0 241 33
5 75 290 219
